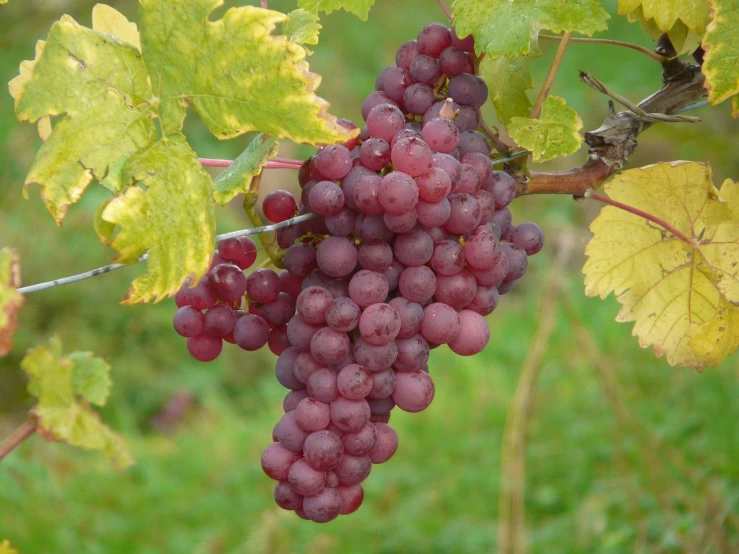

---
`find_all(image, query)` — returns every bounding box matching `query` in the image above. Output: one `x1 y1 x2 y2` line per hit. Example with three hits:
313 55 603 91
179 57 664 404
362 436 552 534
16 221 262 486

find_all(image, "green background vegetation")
1 1 737 552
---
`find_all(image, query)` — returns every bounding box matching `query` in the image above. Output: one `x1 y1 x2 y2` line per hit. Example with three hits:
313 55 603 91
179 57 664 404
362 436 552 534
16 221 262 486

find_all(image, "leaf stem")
17 214 315 295
539 34 667 63
530 31 573 119
436 0 452 21
586 191 692 244
199 158 302 170
477 111 513 153
0 417 36 462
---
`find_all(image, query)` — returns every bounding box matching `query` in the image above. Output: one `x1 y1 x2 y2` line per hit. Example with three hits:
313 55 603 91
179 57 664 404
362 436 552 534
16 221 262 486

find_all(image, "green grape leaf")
618 0 711 35
69 352 112 406
508 96 583 162
284 9 321 52
479 44 541 128
22 338 133 469
703 0 739 105
213 134 280 205
9 17 156 223
451 0 609 56
297 0 375 21
140 0 354 144
92 4 141 49
102 136 216 304
0 248 24 357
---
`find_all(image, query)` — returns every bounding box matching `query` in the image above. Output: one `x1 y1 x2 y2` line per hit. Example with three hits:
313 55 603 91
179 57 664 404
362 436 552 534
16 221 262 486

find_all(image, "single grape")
295 397 331 432
361 91 399 121
314 145 352 180
353 172 385 215
353 337 399 372
338 484 364 515
368 396 395 415
378 66 412 103
288 458 326 496
475 189 496 223
185 277 218 310
417 167 452 203
307 369 340 404
359 303 402 346
310 327 351 366
173 306 204 338
466 285 499 316
263 190 298 223
435 269 477 310
286 314 323 351
326 207 359 238
367 103 406 143
354 213 394 243
398 266 437 303
439 45 468 76
302 270 333 291
382 259 405 291
484 171 517 209
276 223 303 249
348 270 389 308
274 410 310 452
283 389 310 413
448 309 490 355
283 243 317 278
187 333 223 362
430 240 465 276
303 487 343 523
454 163 480 195
461 152 493 183
316 236 358 278
336 364 374 400
341 166 374 210
358 242 393 272
447 73 480 105
378 171 420 214
444 194 482 234
309 180 345 217
512 222 545 255
219 236 258 270
465 231 503 270
391 136 432 177
393 334 430 372
396 39 420 69
342 423 378 456
274 481 303 511
303 430 344 471
430 152 461 188
246 268 281 304
296 286 334 325
417 22 452 57
359 138 391 171
458 130 490 157
204 304 236 337
498 280 515 295
262 442 302 481
293 351 323 385
393 229 434 267
368 423 399 463
334 454 372 486
421 302 461 344
409 54 441 85
392 371 435 413
326 296 361 333
403 83 436 114
269 325 290 356
384 209 418 233
454 105 479 132
422 117 460 154
367 368 396 399
233 313 270 351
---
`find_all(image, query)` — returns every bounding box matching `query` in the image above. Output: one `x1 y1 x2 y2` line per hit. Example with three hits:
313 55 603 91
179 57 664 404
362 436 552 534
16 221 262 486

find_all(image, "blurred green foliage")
0 1 738 553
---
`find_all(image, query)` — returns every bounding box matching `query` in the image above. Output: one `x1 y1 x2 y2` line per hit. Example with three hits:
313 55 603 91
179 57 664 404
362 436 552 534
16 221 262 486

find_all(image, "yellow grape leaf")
451 0 608 57
102 136 215 304
284 9 321 52
508 96 583 162
298 0 375 21
479 43 541 129
0 540 18 554
0 248 23 357
92 4 141 50
22 338 133 469
622 5 704 54
9 16 156 224
69 352 113 406
702 0 739 105
140 0 354 144
618 0 711 35
583 161 739 371
213 134 280 205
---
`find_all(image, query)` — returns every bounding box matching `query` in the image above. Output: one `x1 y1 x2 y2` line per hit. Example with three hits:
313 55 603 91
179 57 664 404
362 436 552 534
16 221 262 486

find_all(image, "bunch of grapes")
173 22 544 523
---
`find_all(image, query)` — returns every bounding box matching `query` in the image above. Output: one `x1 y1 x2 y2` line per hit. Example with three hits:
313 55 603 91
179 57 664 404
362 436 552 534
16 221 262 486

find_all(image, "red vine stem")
0 417 36 462
539 34 667 63
436 0 452 21
587 191 693 244
199 158 302 170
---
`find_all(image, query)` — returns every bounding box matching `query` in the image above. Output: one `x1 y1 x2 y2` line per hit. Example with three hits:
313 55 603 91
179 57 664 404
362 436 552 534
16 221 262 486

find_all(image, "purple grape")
342 423 378 456
342 166 374 210
431 240 465 276
316 236 358 278
283 243 317 278
398 265 437 303
435 269 477 310
303 430 344 471
378 171 420 214
337 364 374 400
269 325 290 355
330 397 371 433
274 482 303 511
207 264 247 303
403 83 436 114
262 442 302 481
219 236 258 270
476 189 496 222
466 285 499 316
444 194 481 234
458 130 490 157
303 487 342 523
392 371 435 412
274 410 310 451
286 314 323 351
359 303 402 346
367 368 396 399
455 163 480 195
396 39 420 69
421 302 461 344
417 22 452 57
416 198 451 227
296 286 333 325
334 454 372 486
472 76 489 108
512 222 545 255
295 397 331 432
358 243 393 272
204 304 236 337
288 458 326 496
310 327 351 366
384 209 418 233
187 333 222 361
417 167 452 203
309 180 345 216
325 207 358 237
275 348 305 390
246 268 281 304
409 54 441 85
448 309 490 355
263 190 298 223
378 66 412 103
498 280 515 295
307 369 340 404
465 231 503 270
485 171 517 209
461 152 493 183
439 45 469 76
314 145 352 180
361 91 399 120
393 229 434 267
293 351 323 385
359 138 391 171
430 152 461 187
283 389 310 413
468 257 509 287
422 117 460 154
338 484 364 514
447 73 480 105
503 243 528 281
455 105 479 132
353 172 384 215
233 313 269 351
393 334 430 371
451 27 475 51
368 423 399 463
173 306 205 338
387 297 424 339
302 270 333 291
367 103 405 142
326 296 361 332
348 270 389 308
382 259 405 291
353 337 399 371
276 223 303 249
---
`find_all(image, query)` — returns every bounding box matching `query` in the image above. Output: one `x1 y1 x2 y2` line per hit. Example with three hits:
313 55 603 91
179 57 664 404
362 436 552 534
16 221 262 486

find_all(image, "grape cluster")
173 22 544 523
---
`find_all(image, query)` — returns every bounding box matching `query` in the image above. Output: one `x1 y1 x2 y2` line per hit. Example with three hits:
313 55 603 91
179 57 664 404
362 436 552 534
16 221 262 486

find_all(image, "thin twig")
242 173 286 268
530 32 573 119
586 191 692 244
17 214 316 294
199 158 302 170
492 150 530 165
477 112 513 153
436 0 452 21
539 34 667 63
0 417 36 462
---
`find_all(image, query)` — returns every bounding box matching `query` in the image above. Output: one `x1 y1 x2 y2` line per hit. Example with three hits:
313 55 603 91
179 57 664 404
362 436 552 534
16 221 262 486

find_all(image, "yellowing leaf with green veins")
702 0 739 105
619 0 711 34
479 44 541 128
10 16 156 223
451 0 608 57
622 3 708 54
214 134 280 205
22 338 133 469
298 0 375 21
508 96 583 162
102 136 215 304
284 9 321 52
140 0 354 144
0 540 18 554
69 352 112 406
0 248 23 357
583 161 739 371
92 4 141 50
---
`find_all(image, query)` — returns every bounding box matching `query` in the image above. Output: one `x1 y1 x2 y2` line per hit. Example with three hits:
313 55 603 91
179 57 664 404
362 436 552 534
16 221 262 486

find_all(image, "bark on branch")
516 39 708 197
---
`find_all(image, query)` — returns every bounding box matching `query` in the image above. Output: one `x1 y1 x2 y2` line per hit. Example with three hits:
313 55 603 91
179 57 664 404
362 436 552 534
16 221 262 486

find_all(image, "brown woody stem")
531 32 573 119
0 417 36 462
539 35 667 63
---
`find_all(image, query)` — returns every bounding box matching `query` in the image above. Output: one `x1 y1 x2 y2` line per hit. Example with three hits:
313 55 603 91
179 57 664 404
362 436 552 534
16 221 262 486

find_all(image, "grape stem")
242 172 286 269
539 34 668 63
0 416 36 463
586 191 693 244
199 158 302 170
530 31 573 119
477 113 513 154
17 214 316 295
435 0 452 21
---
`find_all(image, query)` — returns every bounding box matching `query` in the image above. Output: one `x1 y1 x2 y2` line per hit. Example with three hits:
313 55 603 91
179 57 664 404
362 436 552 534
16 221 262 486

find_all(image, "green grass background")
0 1 738 552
